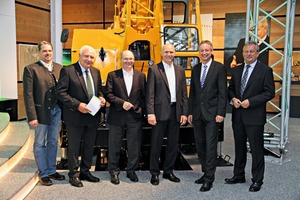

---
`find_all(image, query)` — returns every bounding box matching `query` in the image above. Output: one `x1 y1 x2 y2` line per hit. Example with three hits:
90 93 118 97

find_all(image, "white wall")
51 0 63 64
0 0 17 99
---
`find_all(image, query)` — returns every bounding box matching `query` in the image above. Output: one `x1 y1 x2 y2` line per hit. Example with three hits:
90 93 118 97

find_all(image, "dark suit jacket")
228 60 275 125
23 61 62 124
146 62 188 122
56 62 104 126
105 69 146 126
188 61 227 121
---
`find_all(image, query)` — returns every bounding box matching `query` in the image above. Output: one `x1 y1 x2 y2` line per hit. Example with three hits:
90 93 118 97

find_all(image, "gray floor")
26 114 300 200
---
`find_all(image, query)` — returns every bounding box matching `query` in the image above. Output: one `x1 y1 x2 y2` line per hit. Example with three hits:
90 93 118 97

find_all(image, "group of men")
23 39 275 193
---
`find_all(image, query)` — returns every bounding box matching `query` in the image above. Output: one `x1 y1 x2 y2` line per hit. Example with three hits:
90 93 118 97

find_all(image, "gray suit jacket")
188 60 227 121
23 61 62 124
146 62 188 122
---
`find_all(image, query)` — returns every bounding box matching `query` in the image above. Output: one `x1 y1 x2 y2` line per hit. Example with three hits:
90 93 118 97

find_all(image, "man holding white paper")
57 45 106 188
105 50 146 184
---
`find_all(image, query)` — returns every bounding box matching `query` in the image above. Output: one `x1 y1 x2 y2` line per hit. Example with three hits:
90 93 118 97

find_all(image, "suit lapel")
90 67 99 96
130 69 139 98
74 63 89 98
158 62 169 89
236 65 244 95
202 62 216 89
245 61 262 91
192 64 201 91
174 64 181 93
116 69 128 97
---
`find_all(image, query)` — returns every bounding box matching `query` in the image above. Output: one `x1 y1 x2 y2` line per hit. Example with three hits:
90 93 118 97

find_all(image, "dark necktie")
240 65 251 98
201 65 208 88
85 70 93 100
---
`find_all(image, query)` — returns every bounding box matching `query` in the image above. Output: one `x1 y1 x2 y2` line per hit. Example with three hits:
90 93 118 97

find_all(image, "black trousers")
232 122 265 183
150 106 180 175
193 117 218 183
108 114 142 175
66 124 97 177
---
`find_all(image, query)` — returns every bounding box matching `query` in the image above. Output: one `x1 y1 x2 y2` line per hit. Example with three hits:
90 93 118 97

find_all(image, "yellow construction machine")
58 0 208 170
70 0 202 84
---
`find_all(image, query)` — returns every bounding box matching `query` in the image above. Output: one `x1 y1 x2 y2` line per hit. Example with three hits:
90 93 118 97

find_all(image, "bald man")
146 44 188 185
105 50 146 185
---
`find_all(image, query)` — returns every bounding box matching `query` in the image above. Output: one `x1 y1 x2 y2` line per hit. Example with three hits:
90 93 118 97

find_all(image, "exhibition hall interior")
0 0 299 199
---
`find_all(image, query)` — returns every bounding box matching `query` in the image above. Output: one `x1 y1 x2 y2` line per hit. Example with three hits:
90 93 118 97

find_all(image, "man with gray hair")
57 45 106 187
226 41 275 192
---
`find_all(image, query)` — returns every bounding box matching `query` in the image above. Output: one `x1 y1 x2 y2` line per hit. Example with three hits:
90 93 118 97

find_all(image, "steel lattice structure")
245 0 297 163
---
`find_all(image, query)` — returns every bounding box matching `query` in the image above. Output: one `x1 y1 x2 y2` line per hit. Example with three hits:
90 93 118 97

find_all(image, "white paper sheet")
86 96 101 116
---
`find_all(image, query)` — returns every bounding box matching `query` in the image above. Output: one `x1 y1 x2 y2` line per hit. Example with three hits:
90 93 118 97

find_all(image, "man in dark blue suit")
188 40 227 192
105 50 146 185
226 41 275 192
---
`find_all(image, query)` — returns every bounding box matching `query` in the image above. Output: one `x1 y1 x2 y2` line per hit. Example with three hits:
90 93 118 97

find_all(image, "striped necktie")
240 65 251 98
201 65 208 88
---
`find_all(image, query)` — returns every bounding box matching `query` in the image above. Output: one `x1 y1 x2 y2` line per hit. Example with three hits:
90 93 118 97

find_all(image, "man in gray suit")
146 43 188 186
105 50 146 185
23 41 65 186
188 40 227 192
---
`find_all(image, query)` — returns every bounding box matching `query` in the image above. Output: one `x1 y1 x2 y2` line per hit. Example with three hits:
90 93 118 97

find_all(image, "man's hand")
180 115 187 125
187 115 193 124
99 96 106 107
215 115 224 123
29 120 39 128
148 115 157 126
123 101 134 111
78 102 91 114
240 99 250 109
230 55 242 68
232 97 241 108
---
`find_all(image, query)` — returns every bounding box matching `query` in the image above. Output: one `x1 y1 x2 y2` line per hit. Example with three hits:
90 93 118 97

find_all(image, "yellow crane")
70 0 202 84
58 0 206 170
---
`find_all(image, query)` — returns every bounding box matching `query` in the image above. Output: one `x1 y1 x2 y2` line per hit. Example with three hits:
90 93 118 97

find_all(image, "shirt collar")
202 58 212 68
40 60 53 71
162 61 174 69
122 68 134 76
78 62 89 74
245 60 258 68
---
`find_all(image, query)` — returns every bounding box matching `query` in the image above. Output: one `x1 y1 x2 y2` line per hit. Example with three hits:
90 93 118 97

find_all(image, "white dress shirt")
122 68 134 96
163 61 176 103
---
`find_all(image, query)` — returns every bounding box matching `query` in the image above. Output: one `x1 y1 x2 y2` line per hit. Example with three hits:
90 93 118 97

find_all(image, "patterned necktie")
201 65 208 88
240 65 251 98
85 70 93 100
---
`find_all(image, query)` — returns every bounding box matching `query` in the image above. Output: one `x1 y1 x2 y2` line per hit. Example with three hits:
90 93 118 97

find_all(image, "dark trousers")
108 114 142 175
66 125 97 177
150 106 180 175
232 122 265 183
193 117 218 183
